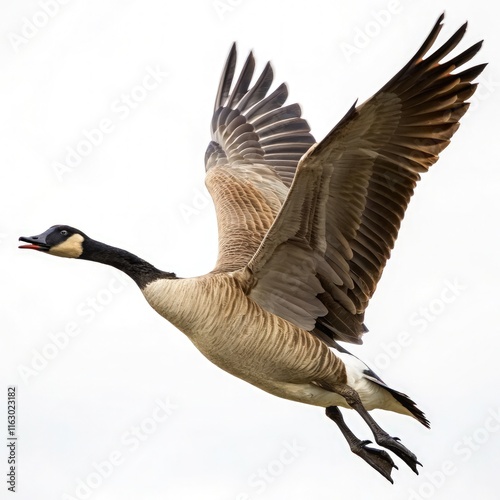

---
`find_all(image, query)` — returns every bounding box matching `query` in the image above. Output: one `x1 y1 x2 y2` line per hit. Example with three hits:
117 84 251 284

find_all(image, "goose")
19 14 485 483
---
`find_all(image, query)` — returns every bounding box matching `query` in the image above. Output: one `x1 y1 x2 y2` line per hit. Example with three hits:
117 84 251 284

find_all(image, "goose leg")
326 406 397 483
331 384 422 474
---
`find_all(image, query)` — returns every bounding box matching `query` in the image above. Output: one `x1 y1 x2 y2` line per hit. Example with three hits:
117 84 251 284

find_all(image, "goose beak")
18 234 51 251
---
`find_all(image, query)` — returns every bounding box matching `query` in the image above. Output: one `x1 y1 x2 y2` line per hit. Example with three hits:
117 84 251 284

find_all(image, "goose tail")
362 368 430 428
331 344 430 428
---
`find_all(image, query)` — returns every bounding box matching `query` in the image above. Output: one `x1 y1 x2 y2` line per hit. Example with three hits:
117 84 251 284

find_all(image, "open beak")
19 235 51 251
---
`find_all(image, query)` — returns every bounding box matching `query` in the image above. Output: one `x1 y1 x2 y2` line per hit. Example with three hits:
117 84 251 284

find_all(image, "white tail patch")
330 347 419 417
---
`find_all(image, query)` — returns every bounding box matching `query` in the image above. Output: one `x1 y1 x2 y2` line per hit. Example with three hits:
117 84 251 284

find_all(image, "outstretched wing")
247 14 486 344
205 44 315 272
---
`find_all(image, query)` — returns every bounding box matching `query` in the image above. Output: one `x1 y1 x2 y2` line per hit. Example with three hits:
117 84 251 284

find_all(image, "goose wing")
246 14 485 344
205 44 315 272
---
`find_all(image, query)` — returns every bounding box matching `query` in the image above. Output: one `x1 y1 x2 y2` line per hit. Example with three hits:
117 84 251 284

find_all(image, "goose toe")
351 440 398 483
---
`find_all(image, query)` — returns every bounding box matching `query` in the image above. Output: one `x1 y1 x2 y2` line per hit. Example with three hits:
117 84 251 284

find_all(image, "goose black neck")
81 238 176 289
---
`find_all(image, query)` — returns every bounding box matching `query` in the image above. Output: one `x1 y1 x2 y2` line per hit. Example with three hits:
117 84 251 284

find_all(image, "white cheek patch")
48 233 84 258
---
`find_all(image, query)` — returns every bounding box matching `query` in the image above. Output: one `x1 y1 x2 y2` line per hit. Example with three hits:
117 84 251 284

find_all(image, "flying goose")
20 14 484 483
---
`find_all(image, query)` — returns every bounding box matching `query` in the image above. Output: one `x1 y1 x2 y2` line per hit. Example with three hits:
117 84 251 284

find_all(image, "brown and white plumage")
19 14 485 484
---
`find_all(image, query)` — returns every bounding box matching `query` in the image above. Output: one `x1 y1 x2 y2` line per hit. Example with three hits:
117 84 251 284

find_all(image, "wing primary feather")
379 14 444 92
227 52 256 108
214 43 237 111
245 83 289 120
237 62 274 111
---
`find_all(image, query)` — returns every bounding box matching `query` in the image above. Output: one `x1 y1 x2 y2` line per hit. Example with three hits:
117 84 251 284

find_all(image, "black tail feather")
363 369 430 428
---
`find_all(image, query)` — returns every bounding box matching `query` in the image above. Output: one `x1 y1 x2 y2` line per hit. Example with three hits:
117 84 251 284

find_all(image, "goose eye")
60 230 68 236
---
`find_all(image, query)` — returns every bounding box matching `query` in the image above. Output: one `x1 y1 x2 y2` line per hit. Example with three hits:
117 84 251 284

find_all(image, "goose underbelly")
142 274 347 405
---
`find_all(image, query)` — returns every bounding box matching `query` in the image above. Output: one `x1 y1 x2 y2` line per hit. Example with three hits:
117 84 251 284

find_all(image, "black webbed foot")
373 432 422 474
326 406 398 483
351 439 398 483
328 384 423 476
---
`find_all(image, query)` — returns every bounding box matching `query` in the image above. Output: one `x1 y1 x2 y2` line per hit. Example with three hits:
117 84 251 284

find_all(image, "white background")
1 1 499 499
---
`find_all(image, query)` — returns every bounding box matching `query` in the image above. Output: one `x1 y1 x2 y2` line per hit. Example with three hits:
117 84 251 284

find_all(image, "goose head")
19 224 175 288
19 225 86 258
